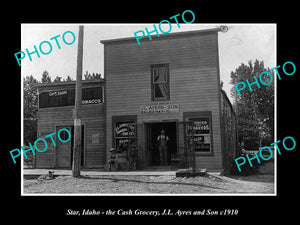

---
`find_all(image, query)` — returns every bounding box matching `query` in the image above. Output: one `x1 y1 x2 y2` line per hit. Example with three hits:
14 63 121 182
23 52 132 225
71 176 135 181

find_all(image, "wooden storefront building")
34 28 237 171
35 79 105 168
101 28 237 171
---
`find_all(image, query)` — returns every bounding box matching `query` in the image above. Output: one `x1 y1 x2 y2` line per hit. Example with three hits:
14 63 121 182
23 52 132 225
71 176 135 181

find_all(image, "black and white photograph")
4 5 298 224
20 23 276 195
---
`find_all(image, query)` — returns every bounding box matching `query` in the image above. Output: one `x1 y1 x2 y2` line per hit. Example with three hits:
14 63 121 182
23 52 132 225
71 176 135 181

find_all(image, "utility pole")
72 25 84 178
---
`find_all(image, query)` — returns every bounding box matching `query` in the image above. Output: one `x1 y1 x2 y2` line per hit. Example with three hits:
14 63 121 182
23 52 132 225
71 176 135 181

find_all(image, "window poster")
186 117 211 152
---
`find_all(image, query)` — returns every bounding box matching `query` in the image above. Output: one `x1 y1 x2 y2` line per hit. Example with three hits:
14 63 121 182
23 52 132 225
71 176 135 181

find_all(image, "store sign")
188 119 209 132
115 122 136 138
186 118 211 152
139 103 179 114
39 86 103 108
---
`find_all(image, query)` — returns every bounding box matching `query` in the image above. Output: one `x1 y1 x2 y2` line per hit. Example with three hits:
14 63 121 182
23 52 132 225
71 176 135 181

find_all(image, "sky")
21 23 276 103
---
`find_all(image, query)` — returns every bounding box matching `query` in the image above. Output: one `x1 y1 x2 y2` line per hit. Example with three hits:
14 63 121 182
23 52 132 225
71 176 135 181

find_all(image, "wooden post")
191 121 196 173
72 26 84 178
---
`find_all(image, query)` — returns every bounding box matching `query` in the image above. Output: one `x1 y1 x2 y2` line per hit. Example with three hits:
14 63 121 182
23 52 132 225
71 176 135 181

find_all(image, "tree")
23 75 39 145
230 60 274 149
65 75 73 82
41 70 51 83
84 71 102 80
53 76 62 83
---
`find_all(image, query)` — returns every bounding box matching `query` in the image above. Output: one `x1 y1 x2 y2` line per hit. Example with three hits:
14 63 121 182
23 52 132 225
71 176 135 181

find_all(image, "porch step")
175 168 207 177
144 166 175 171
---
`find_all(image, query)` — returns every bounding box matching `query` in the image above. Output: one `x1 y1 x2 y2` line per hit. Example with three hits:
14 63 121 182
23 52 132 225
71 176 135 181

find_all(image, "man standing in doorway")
157 130 169 166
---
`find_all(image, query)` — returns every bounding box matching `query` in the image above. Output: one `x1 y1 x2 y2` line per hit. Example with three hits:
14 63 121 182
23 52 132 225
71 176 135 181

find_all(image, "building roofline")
100 28 220 44
35 78 104 88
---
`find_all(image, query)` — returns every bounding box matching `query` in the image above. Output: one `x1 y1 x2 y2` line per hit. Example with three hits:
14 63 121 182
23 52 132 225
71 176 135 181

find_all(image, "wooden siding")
220 90 238 173
36 81 105 168
104 31 223 170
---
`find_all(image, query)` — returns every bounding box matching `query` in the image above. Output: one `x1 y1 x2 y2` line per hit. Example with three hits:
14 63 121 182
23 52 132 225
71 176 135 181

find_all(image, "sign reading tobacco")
139 103 179 114
39 86 103 108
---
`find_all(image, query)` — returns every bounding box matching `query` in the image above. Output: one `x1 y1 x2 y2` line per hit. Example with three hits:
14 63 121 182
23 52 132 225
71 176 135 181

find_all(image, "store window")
151 64 170 101
184 112 213 154
113 119 136 152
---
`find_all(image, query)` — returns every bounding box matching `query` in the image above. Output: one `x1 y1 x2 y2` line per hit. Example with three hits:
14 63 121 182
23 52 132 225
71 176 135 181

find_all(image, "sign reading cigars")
139 103 179 113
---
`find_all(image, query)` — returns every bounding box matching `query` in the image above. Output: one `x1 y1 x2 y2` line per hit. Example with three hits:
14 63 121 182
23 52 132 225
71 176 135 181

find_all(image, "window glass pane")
115 138 136 152
187 118 210 134
114 121 136 152
151 64 169 100
186 118 211 152
153 66 167 83
154 83 168 98
115 122 136 138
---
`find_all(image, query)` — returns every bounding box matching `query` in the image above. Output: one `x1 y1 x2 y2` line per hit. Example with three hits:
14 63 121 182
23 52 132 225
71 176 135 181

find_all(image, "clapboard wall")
220 89 238 174
102 29 224 170
36 80 105 168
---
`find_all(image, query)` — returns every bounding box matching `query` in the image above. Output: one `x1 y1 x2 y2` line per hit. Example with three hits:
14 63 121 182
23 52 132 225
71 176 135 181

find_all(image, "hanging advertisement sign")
39 86 103 108
139 103 179 113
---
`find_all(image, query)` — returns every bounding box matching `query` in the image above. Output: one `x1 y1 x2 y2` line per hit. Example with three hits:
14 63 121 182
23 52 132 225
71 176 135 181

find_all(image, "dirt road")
23 173 274 194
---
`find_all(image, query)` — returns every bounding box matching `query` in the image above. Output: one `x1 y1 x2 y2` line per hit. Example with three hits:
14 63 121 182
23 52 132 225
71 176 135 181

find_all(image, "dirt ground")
23 174 274 194
23 163 274 194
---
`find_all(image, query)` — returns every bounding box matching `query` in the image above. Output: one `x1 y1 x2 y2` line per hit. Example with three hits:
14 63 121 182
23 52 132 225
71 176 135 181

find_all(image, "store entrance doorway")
55 125 84 168
145 121 177 166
